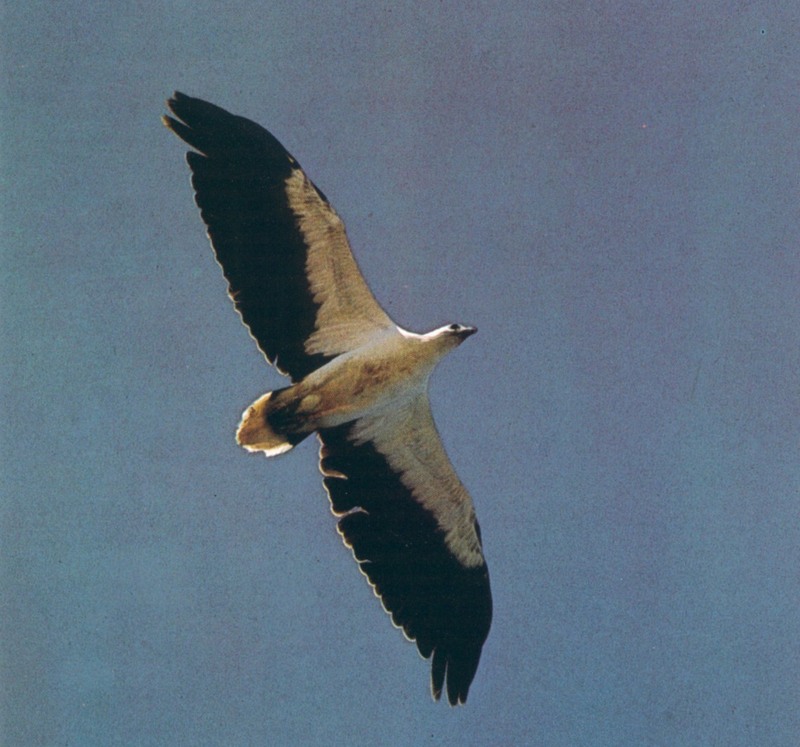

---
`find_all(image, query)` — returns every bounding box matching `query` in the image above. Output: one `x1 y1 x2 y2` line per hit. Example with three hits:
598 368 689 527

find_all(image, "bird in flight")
163 92 492 705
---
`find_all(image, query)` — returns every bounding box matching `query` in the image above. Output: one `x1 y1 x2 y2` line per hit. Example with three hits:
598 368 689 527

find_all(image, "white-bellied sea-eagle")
163 92 492 705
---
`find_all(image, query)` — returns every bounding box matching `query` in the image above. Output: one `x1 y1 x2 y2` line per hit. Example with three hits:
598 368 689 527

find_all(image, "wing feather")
318 398 492 705
163 92 396 380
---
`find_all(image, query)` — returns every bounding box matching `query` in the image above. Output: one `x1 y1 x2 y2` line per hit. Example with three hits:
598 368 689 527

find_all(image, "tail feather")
236 389 309 456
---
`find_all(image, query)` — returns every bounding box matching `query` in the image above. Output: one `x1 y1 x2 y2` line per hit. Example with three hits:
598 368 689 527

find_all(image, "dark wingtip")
447 678 469 706
167 90 189 109
430 648 446 703
163 92 192 138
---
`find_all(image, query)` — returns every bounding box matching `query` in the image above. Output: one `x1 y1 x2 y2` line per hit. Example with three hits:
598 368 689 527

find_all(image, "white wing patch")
284 169 398 356
351 394 485 568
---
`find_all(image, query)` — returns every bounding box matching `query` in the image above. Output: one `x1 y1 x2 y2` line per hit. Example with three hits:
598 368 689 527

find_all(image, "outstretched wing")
318 395 492 705
163 92 398 381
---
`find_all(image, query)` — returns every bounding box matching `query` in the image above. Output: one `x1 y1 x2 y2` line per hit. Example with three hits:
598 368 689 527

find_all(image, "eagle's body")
238 325 469 454
163 92 492 705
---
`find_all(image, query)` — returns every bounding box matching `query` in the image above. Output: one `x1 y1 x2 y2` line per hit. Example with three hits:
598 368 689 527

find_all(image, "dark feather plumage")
319 424 492 705
164 92 330 380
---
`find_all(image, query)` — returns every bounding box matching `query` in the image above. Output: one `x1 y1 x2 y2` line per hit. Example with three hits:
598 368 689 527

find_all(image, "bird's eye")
449 324 460 331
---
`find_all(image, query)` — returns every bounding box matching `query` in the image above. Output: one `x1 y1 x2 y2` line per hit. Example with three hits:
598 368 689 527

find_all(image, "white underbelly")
297 345 430 428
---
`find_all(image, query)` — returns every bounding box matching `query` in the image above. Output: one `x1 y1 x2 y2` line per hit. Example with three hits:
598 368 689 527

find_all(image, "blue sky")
3 3 799 744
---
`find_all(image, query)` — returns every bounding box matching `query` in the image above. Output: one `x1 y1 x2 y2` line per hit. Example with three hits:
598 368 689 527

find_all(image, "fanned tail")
236 388 309 456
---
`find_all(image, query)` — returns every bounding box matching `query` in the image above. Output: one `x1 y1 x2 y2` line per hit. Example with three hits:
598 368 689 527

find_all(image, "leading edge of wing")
317 416 492 705
163 92 396 380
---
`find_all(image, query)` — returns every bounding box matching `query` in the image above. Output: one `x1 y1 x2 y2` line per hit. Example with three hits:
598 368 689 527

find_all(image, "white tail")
236 391 304 456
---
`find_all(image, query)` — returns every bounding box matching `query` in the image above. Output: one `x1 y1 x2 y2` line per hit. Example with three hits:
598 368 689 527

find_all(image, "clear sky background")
3 3 799 745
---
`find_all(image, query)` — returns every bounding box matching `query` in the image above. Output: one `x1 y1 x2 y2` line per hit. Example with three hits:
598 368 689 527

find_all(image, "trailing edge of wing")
163 92 397 381
317 405 492 705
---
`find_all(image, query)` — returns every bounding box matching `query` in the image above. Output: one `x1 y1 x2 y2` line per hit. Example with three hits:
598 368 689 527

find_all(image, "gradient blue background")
3 3 799 744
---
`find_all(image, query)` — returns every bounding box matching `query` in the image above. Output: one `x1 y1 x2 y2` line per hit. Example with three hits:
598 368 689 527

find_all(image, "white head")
417 323 478 349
